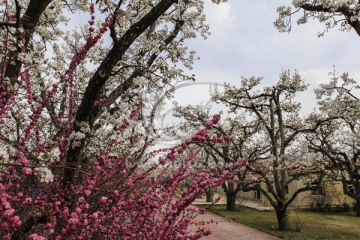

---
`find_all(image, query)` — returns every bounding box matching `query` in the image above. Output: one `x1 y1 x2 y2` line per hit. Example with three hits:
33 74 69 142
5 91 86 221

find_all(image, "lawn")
196 204 360 240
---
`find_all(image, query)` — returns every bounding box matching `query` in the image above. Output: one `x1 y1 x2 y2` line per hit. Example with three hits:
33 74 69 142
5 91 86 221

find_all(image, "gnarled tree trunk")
226 192 237 211
354 199 360 216
275 203 289 231
206 187 214 202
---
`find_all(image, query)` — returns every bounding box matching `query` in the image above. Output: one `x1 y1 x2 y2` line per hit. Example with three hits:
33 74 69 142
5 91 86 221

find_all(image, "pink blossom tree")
0 0 241 239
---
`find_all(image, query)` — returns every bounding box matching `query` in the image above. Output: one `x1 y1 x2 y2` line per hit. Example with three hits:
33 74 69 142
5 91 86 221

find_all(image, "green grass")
196 204 360 240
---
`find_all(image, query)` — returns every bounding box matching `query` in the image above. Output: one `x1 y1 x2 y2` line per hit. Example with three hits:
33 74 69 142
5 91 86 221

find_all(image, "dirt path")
192 211 281 240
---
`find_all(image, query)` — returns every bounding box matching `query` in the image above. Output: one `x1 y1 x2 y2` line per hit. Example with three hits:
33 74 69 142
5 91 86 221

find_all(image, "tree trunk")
354 199 360 216
226 192 237 211
275 208 289 231
63 0 179 186
206 188 214 202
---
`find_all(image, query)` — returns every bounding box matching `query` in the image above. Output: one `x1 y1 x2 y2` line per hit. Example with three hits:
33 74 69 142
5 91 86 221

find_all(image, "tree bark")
275 208 289 231
11 215 47 240
354 199 360 216
63 0 178 186
206 187 214 202
3 0 52 83
226 192 237 211
300 3 360 37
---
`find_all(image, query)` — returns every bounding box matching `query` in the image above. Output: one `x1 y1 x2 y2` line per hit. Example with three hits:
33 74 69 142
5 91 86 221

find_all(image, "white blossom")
0 146 9 163
34 166 54 183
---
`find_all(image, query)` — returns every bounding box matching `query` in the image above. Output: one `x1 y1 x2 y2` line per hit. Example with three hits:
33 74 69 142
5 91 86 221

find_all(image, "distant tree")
175 106 258 211
213 71 325 230
306 71 360 216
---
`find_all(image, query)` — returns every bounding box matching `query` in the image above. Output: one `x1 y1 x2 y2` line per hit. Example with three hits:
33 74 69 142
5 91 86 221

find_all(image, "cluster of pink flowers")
0 184 22 235
192 114 221 142
211 135 223 143
223 135 232 142
190 114 233 144
205 113 220 129
0 109 242 239
0 2 245 239
192 114 232 143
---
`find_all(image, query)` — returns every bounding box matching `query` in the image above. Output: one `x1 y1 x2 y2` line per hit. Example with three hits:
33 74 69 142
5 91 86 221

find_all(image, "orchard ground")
193 195 360 240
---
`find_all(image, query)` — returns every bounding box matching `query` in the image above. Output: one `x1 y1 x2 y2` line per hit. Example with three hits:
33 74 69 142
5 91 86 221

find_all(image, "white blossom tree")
275 0 360 37
212 71 325 230
174 105 261 211
0 0 211 184
306 71 360 216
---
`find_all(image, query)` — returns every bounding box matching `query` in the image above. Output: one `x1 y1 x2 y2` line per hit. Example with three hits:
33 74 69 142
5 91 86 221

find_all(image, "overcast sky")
195 0 360 81
173 0 360 105
158 0 360 145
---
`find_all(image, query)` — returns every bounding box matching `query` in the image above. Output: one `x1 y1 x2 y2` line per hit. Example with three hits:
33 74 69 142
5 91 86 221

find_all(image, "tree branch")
64 0 179 186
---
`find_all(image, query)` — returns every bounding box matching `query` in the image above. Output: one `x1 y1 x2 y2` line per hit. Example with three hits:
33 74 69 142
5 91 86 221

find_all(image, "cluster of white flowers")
38 147 61 163
292 0 358 9
34 166 54 183
77 121 91 134
275 0 360 35
133 76 145 85
69 122 90 148
69 131 87 148
0 146 9 163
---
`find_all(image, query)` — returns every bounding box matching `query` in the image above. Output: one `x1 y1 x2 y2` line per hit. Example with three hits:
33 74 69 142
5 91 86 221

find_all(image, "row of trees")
172 0 360 231
174 70 360 230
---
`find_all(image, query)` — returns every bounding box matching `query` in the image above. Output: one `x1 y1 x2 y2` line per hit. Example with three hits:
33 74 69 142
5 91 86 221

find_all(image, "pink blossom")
3 209 14 216
99 197 108 204
250 176 258 182
212 114 221 124
287 165 299 170
239 158 248 167
158 157 166 165
18 157 30 165
22 167 32 175
205 120 213 129
29 233 45 240
192 132 207 143
129 108 140 118
198 127 206 136
11 215 21 227
181 143 187 150
211 136 218 143
223 135 232 142
167 153 175 160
